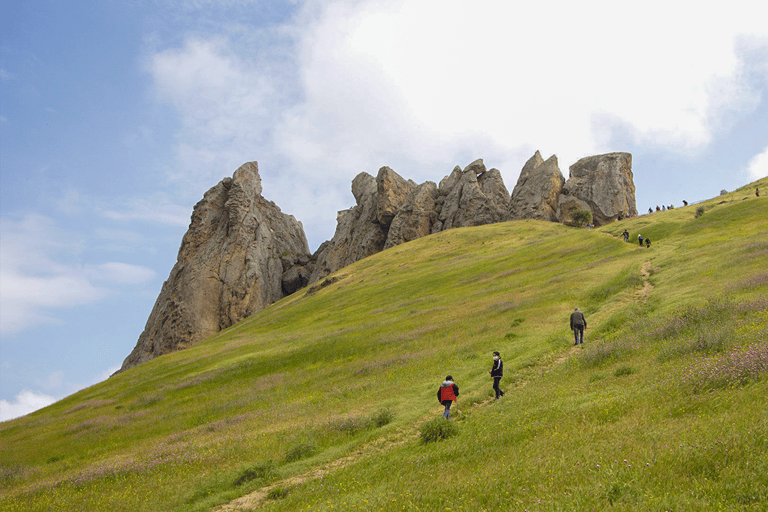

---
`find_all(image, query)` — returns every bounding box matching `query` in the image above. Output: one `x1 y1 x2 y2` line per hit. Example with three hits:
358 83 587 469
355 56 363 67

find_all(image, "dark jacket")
437 381 459 403
490 358 503 377
570 310 587 329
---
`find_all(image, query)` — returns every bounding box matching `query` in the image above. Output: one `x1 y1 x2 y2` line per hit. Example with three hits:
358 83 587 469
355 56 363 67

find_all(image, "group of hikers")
622 229 651 248
437 308 587 419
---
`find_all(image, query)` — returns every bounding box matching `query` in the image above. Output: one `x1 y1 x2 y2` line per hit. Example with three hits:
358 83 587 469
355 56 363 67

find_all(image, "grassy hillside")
1 178 766 511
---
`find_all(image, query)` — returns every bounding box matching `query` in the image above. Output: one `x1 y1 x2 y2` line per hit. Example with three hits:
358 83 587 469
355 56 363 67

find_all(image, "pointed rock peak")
541 154 559 167
351 172 376 204
464 158 486 175
522 151 545 174
232 161 262 196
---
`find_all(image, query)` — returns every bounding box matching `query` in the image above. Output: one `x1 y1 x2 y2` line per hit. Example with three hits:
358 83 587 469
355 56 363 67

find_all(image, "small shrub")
285 442 318 463
419 417 459 444
234 460 276 487
695 206 705 218
571 209 593 228
369 408 394 428
614 366 636 377
267 486 289 500
464 395 486 407
328 417 368 436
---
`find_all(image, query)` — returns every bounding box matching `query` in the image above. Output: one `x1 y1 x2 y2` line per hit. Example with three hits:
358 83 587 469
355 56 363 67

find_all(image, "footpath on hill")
215 258 656 511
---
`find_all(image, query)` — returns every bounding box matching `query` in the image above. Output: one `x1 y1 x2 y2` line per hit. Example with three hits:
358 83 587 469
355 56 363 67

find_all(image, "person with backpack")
622 229 629 242
645 237 651 248
437 375 459 419
570 307 587 345
489 351 505 400
638 234 644 247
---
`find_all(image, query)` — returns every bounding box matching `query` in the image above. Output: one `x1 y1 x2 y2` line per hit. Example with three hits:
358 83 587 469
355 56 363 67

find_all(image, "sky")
1 0 767 421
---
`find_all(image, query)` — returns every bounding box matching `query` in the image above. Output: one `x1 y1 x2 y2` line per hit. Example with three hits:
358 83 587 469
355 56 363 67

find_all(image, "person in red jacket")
437 375 459 419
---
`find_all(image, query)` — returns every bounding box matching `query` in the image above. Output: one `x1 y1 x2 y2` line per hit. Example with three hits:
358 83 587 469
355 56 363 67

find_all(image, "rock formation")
118 152 638 371
432 159 511 232
308 171 395 284
557 152 636 226
118 162 312 372
384 181 439 250
310 159 511 283
509 151 565 222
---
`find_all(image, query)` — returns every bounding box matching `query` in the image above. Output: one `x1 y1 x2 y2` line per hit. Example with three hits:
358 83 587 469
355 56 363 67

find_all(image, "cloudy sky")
1 0 767 421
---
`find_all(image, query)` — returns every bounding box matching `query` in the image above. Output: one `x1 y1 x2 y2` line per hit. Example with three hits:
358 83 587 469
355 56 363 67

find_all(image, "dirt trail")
214 409 446 511
635 260 654 302
216 261 656 511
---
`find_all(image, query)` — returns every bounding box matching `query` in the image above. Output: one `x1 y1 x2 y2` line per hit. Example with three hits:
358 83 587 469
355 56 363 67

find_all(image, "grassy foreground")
1 178 766 511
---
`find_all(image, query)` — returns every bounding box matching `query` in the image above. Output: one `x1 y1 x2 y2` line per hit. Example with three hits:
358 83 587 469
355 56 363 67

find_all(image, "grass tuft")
419 417 459 444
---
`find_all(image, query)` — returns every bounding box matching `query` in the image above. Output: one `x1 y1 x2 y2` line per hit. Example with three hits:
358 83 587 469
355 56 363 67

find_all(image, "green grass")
1 178 766 511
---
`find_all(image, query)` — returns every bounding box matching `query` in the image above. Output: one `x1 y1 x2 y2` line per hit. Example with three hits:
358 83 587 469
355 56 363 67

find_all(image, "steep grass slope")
1 178 766 511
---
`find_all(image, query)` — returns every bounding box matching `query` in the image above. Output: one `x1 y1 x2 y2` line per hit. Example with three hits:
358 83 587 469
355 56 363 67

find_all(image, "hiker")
638 234 644 247
622 229 629 242
648 208 653 214
437 375 459 419
683 200 688 206
757 187 760 197
488 351 505 400
656 205 660 211
570 307 587 345
645 237 651 248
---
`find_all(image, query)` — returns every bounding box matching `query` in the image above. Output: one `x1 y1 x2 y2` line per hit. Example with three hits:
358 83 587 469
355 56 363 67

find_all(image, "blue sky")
1 0 766 421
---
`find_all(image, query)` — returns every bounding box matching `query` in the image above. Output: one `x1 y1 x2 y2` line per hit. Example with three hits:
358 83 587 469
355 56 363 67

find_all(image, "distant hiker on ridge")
489 351 505 400
437 375 459 419
570 308 587 345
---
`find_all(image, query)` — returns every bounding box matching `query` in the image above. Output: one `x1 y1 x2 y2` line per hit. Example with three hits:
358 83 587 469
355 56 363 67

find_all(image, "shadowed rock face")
509 151 565 222
558 152 636 226
118 162 311 372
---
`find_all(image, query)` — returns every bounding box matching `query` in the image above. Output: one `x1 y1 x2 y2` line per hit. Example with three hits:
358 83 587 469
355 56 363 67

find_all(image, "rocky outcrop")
557 152 636 226
384 181 439 249
310 159 512 283
309 172 390 284
118 152 638 371
377 166 417 226
432 159 511 232
509 151 565 222
118 162 312 372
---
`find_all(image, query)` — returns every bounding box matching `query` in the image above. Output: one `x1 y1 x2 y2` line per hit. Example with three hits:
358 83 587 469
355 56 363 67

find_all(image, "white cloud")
0 215 155 336
147 35 289 193
146 0 767 244
100 194 191 226
0 390 57 422
281 0 766 169
90 262 155 285
0 68 15 81
747 145 768 180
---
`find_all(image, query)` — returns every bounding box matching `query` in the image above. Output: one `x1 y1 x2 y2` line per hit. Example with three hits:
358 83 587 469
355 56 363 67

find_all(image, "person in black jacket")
489 351 505 400
570 307 587 345
437 375 459 419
